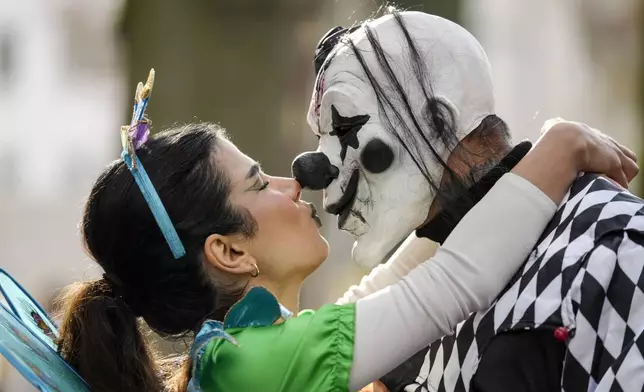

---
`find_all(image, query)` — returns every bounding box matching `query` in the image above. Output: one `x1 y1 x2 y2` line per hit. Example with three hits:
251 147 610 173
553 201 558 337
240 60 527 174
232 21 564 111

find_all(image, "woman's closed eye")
257 180 270 191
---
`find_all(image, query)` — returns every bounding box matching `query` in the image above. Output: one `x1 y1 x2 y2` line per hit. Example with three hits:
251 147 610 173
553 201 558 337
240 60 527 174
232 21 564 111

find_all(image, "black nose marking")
291 151 339 190
360 138 394 174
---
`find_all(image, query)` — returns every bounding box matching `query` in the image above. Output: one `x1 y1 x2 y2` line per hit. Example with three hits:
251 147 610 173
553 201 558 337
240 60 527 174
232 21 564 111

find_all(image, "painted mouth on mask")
325 170 360 228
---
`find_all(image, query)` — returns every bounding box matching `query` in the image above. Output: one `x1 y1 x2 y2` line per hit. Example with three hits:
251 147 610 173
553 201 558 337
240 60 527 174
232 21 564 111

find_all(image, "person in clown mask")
293 9 644 392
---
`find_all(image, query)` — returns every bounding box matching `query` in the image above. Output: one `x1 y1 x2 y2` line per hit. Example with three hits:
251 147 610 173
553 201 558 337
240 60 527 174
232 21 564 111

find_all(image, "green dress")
187 287 356 392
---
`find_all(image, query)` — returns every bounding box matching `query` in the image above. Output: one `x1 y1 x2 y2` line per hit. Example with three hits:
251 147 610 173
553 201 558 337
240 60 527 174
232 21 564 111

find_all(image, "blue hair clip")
120 69 186 259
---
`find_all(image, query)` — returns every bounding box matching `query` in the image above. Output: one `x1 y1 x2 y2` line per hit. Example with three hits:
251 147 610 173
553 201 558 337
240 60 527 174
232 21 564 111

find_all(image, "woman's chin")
310 225 330 252
317 235 330 259
310 236 330 269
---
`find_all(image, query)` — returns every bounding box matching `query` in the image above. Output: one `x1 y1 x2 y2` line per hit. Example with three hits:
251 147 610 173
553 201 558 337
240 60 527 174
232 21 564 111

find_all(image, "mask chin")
352 230 411 269
350 217 419 270
351 188 436 270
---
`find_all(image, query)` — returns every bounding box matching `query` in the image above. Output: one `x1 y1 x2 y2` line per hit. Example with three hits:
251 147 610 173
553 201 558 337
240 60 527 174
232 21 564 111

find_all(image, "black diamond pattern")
381 174 644 392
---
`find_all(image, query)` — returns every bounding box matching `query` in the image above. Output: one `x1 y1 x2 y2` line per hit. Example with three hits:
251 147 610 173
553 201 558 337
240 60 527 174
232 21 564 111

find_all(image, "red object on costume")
553 327 569 342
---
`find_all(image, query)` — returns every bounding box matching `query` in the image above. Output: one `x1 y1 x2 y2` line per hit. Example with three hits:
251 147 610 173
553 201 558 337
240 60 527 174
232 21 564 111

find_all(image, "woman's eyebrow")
245 163 260 180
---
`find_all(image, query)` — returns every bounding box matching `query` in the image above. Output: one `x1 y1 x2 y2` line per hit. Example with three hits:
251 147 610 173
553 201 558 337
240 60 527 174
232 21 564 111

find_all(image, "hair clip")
120 69 186 259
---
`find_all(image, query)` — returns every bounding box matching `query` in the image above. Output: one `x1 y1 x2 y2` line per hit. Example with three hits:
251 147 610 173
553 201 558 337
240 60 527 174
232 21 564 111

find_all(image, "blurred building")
0 0 124 390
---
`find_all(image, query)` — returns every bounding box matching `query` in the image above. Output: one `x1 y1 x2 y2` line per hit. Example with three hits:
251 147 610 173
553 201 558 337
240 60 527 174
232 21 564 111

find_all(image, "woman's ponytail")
55 279 162 392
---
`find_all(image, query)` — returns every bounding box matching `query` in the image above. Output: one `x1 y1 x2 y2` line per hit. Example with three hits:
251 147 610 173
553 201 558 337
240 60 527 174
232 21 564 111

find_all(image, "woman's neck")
251 278 303 314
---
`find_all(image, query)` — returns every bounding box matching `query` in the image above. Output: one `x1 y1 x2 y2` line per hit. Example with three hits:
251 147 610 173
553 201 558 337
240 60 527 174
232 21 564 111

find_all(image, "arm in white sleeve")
336 234 439 305
348 173 557 391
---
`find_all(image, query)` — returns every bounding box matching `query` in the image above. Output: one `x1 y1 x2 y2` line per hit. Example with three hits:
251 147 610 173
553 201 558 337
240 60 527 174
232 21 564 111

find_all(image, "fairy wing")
0 303 89 391
0 269 59 350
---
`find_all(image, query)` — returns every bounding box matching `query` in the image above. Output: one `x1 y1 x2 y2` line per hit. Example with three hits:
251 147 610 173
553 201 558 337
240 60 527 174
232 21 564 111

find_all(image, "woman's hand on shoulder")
511 118 638 204
539 118 639 187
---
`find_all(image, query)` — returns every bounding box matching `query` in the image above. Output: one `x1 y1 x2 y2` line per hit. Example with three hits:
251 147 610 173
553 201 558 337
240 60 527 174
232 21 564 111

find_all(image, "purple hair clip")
130 120 150 150
120 69 155 169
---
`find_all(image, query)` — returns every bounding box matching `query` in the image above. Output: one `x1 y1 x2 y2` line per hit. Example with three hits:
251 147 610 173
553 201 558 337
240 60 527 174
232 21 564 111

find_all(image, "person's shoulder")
196 304 357 391
206 303 355 350
579 173 642 217
562 174 643 230
570 174 642 205
285 303 356 331
296 303 354 318
533 173 643 256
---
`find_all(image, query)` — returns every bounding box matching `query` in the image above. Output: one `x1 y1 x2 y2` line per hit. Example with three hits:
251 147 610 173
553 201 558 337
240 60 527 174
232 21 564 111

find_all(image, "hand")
540 118 638 188
512 118 639 204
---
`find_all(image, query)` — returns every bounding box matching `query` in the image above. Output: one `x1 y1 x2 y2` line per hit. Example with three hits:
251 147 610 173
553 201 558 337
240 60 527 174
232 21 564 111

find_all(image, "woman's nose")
272 177 302 201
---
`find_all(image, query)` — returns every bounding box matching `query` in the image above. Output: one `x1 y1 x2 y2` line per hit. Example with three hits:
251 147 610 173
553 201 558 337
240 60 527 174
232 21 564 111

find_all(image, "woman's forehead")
216 140 257 182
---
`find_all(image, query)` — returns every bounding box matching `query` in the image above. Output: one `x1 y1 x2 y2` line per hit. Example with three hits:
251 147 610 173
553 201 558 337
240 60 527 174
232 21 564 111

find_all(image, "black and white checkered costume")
384 174 644 392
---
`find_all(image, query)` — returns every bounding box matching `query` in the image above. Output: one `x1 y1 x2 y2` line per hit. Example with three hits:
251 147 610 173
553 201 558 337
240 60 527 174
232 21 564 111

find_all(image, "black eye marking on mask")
329 105 370 162
361 138 394 173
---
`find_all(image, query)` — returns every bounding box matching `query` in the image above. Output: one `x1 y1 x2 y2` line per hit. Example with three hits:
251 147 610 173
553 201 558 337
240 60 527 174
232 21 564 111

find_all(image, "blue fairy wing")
0 303 90 391
0 269 58 350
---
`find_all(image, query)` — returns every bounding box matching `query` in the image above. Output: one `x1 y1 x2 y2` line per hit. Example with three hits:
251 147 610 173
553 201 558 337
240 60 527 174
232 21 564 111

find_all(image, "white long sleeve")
348 173 557 391
336 234 439 305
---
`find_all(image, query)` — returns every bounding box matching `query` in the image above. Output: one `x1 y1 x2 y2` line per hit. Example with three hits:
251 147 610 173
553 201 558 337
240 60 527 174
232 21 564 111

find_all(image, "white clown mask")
292 11 496 269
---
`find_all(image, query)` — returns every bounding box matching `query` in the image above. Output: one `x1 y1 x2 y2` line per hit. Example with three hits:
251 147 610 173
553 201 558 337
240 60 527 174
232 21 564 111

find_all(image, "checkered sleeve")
565 227 644 392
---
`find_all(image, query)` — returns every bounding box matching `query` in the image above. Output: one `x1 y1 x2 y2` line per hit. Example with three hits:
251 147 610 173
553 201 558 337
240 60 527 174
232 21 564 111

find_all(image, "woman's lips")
309 202 323 228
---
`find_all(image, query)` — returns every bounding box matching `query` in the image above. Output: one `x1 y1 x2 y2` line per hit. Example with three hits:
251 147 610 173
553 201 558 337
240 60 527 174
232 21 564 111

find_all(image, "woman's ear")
204 234 256 276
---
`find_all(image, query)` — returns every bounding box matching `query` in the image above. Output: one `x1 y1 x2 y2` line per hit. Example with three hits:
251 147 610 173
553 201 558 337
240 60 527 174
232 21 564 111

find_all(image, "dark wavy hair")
55 123 256 392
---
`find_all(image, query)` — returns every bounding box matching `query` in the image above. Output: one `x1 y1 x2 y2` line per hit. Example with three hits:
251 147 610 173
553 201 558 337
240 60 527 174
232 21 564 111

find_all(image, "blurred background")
0 0 642 389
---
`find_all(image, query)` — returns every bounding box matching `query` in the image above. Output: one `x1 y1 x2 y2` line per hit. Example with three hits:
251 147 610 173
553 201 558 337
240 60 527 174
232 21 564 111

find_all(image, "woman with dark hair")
54 71 638 392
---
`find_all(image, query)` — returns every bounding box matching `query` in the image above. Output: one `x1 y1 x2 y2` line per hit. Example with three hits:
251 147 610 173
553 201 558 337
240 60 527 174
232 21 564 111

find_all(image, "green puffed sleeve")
198 303 356 392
